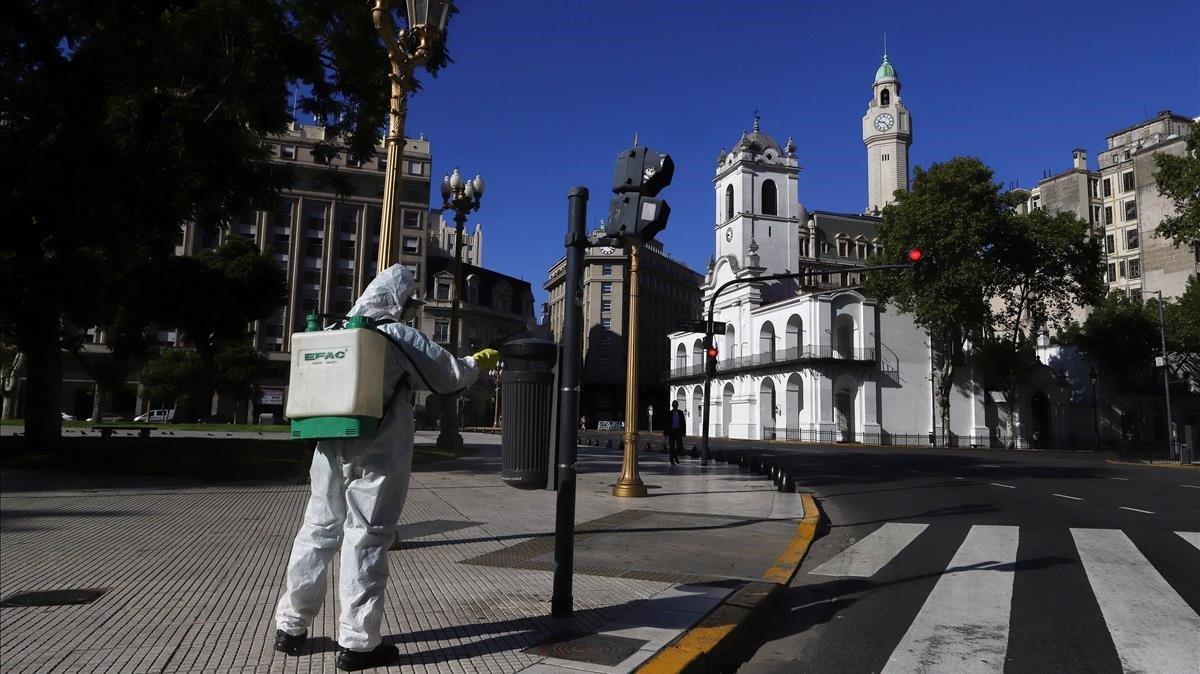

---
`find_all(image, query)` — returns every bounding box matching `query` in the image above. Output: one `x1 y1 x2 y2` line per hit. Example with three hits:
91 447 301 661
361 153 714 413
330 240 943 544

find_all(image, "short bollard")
606 439 613 448
755 457 768 475
644 441 652 452
779 473 796 493
715 449 726 463
737 453 750 469
769 464 781 484
689 445 700 459
660 443 668 454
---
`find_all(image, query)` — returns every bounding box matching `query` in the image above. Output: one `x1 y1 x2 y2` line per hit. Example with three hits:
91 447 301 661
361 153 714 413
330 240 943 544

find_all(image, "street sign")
678 318 713 334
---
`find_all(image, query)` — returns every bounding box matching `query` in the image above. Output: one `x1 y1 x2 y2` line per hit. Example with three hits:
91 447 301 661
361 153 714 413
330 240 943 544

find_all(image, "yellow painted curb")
637 493 821 673
1106 459 1199 471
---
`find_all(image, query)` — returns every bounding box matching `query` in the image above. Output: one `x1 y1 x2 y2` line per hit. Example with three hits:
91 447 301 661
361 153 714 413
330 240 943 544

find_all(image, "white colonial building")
667 55 998 446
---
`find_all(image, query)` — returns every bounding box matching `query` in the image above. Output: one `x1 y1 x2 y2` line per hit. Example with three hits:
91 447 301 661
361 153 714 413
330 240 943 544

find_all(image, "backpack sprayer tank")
286 314 389 440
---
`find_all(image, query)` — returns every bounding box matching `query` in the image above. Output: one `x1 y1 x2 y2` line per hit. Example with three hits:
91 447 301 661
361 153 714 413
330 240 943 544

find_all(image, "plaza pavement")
0 433 808 673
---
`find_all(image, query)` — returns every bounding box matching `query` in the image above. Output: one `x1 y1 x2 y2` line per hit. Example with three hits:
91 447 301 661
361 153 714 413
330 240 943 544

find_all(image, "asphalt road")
727 444 1200 673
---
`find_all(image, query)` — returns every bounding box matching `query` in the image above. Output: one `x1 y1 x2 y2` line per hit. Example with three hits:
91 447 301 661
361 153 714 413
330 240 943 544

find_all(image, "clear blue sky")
392 0 1198 311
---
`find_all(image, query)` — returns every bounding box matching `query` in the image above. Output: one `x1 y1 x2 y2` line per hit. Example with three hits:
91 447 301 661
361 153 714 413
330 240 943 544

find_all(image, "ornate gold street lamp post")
371 0 453 272
613 243 648 497
437 168 484 450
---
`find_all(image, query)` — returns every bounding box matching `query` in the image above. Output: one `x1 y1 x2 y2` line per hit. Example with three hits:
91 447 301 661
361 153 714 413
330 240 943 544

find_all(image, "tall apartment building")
545 240 703 428
428 209 484 265
1024 111 1195 302
34 122 533 423
1098 111 1194 299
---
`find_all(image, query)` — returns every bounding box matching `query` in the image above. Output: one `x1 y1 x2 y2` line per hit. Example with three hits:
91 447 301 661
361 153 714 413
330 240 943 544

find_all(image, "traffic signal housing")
906 246 924 278
605 145 674 245
705 345 718 377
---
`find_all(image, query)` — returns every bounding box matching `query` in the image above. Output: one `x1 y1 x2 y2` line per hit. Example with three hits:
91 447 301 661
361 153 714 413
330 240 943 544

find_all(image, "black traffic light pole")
552 187 589 617
699 264 908 465
551 187 588 617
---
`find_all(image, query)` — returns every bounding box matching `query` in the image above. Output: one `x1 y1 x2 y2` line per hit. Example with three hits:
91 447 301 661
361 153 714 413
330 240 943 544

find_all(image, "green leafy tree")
1153 121 1200 246
139 349 211 418
1057 292 1160 391
865 157 1008 437
1 1 453 449
213 339 269 424
989 207 1104 444
1164 275 1200 357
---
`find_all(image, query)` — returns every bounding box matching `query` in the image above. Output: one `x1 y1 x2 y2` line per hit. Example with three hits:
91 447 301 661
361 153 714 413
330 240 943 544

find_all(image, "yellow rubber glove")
471 348 501 371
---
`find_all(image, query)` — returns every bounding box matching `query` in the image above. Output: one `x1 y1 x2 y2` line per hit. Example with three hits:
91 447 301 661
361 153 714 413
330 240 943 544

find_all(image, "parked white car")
133 409 175 423
61 412 75 421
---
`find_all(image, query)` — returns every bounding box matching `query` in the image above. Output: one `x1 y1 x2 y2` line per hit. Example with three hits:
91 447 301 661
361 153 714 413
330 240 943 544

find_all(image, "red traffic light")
907 247 923 263
706 347 719 359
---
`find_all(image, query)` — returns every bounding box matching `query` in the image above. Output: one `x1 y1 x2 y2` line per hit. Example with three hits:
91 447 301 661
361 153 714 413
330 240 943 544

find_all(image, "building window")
303 270 320 286
1103 178 1111 197
402 236 420 254
1092 206 1101 224
434 277 452 300
799 238 810 258
837 239 850 257
1122 171 1134 192
1129 259 1140 279
280 145 297 160
856 241 867 259
601 281 612 295
402 210 422 229
601 263 613 276
433 319 450 342
175 226 186 247
1124 200 1137 221
601 299 612 313
1125 228 1139 250
761 179 778 216
820 241 831 255
273 233 290 255
336 271 353 288
600 317 612 330
725 184 734 220
305 236 323 258
406 160 424 176
1118 260 1126 278
1089 179 1099 198
880 88 890 106
1130 289 1142 303
338 239 355 261
403 263 419 279
882 154 890 161
1104 206 1113 225
1105 234 1115 254
1030 196 1041 211
1107 263 1116 282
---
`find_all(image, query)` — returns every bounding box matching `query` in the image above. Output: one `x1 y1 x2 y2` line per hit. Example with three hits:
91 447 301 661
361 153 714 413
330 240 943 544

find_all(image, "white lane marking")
1106 477 1130 481
1177 532 1200 552
1181 484 1200 489
882 525 1019 673
1052 493 1083 501
953 477 965 480
1119 506 1155 514
978 464 1002 468
1072 529 1200 673
810 523 929 578
990 482 1016 489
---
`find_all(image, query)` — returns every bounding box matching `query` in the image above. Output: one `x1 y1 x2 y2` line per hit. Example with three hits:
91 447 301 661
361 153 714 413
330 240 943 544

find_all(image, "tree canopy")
866 157 1103 439
1 1 453 448
1153 121 1200 246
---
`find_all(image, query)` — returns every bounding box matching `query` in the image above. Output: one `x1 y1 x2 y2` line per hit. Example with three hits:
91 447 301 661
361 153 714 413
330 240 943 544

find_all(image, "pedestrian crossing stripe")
806 524 1200 674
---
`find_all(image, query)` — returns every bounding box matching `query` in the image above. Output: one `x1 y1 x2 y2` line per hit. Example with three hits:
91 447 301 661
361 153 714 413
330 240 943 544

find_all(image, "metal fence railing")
666 345 876 379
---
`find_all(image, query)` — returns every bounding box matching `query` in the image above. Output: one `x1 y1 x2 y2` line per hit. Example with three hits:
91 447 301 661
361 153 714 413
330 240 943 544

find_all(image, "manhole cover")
524 631 647 666
1 589 107 607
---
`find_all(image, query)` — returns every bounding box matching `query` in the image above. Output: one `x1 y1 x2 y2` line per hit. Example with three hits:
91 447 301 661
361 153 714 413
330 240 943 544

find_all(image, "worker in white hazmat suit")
273 265 499 671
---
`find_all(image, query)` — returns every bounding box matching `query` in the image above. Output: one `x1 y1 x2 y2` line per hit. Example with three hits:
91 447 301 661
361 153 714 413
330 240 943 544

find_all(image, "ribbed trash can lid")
501 338 558 364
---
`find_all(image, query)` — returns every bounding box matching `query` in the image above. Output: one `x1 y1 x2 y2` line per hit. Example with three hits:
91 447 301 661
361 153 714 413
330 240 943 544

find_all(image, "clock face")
600 246 615 255
725 228 733 242
874 113 895 132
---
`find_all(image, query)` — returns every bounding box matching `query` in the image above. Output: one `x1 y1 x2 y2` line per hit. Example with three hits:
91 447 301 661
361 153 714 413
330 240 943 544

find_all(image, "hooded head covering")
348 264 420 323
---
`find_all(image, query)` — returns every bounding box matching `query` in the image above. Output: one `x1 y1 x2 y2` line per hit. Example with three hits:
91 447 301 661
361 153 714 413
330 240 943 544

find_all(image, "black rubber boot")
336 643 399 671
274 629 306 656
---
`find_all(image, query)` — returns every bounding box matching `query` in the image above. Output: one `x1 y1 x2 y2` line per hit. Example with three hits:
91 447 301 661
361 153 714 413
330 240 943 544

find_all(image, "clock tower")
862 52 912 214
713 114 803 275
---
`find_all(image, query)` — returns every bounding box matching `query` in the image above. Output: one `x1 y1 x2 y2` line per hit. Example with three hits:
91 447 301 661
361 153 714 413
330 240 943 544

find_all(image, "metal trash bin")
499 339 559 489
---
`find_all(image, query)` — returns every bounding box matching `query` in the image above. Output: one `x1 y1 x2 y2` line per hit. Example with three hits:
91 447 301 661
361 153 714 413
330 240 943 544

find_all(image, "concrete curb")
636 492 821 674
1106 459 1199 470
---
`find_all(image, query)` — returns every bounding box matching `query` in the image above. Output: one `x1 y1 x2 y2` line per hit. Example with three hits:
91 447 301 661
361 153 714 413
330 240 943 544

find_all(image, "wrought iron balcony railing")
666 345 875 380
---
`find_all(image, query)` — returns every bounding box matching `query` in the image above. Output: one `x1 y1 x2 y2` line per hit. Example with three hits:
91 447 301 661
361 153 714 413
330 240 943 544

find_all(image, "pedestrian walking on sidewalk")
272 266 499 672
665 400 687 465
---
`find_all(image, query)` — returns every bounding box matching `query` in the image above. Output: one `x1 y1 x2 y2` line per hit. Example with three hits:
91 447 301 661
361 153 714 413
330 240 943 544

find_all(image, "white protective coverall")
275 265 482 651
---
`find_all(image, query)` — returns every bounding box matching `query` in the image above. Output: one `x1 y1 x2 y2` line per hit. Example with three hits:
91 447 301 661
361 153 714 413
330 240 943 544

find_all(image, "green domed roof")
875 54 897 82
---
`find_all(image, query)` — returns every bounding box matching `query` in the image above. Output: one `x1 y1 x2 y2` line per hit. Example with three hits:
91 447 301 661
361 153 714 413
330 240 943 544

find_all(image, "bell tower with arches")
862 50 913 214
713 113 804 275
